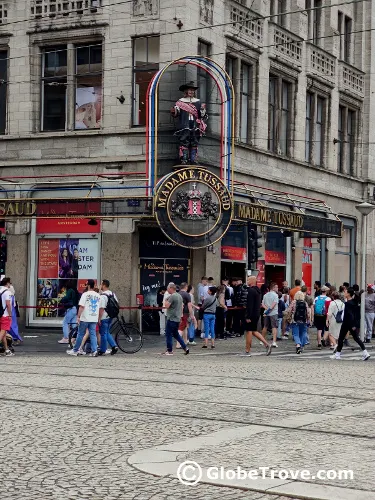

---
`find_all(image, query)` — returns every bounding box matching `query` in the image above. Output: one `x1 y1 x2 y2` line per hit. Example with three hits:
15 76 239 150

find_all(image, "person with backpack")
0 277 13 356
287 290 311 354
326 291 344 350
331 287 370 361
98 279 119 355
201 286 218 349
313 285 330 349
221 277 233 335
58 280 78 344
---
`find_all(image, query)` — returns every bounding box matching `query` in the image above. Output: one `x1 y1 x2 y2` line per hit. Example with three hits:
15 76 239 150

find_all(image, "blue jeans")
166 319 187 352
74 321 98 353
63 307 77 339
188 320 195 341
292 323 307 347
203 314 216 339
99 318 116 352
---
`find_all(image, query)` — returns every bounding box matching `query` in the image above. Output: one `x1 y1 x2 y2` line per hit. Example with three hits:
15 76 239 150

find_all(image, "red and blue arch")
146 55 235 194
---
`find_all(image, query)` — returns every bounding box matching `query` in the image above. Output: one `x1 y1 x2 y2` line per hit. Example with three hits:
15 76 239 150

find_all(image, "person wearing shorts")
177 283 193 348
261 282 279 347
244 276 272 356
0 277 13 356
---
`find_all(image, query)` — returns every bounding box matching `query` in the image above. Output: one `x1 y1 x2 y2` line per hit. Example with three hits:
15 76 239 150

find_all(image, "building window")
268 75 292 155
305 92 326 166
306 0 322 45
132 36 160 126
280 80 290 155
268 77 277 152
315 96 324 165
334 225 355 285
198 40 211 106
337 105 357 175
41 43 102 132
0 51 7 134
271 0 287 27
338 11 352 63
226 56 235 82
240 63 252 143
75 44 102 130
42 46 67 131
347 109 355 175
305 92 313 162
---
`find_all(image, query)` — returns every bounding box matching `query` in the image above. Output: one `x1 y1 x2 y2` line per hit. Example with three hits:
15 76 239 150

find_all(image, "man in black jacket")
244 276 272 356
232 278 246 337
331 287 370 360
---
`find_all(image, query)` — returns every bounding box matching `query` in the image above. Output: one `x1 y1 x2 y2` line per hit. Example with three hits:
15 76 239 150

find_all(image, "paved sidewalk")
1 331 374 499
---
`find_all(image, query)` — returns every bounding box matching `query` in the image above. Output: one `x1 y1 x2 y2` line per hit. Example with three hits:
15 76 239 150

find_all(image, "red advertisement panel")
38 239 59 278
265 250 286 265
36 201 101 234
302 237 312 294
221 245 247 261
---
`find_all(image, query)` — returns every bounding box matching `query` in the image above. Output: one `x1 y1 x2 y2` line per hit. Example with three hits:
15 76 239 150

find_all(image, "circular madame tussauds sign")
154 167 233 249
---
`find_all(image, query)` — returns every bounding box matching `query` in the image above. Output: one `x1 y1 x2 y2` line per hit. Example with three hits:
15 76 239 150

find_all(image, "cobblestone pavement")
1 333 374 499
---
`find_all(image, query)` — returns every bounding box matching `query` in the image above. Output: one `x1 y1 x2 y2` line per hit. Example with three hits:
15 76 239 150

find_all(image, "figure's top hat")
179 81 199 92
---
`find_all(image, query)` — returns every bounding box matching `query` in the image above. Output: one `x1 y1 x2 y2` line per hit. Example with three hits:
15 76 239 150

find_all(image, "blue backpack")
314 295 327 316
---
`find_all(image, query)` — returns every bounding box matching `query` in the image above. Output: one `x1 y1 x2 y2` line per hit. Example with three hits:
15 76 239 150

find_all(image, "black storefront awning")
233 182 342 238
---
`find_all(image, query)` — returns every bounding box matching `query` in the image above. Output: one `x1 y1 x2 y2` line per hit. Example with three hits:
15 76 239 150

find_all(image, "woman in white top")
326 291 344 349
187 285 198 345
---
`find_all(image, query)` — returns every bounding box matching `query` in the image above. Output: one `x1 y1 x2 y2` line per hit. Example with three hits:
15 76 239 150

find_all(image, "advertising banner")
302 238 313 294
36 238 99 319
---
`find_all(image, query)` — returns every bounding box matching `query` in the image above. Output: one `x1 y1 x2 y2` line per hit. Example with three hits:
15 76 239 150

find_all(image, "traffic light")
248 223 263 265
0 236 7 274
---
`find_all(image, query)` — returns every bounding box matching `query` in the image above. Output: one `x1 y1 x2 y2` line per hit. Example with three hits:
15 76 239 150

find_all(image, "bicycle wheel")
115 322 143 354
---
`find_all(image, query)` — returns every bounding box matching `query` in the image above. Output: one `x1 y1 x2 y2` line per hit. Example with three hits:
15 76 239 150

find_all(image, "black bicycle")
110 315 144 354
68 317 143 354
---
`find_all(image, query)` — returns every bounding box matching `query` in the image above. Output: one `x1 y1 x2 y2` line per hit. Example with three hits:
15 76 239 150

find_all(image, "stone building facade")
0 0 373 327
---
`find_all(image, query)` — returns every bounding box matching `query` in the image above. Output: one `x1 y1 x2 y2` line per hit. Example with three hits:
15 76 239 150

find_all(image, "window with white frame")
337 104 357 175
268 74 293 156
41 42 102 132
305 91 326 166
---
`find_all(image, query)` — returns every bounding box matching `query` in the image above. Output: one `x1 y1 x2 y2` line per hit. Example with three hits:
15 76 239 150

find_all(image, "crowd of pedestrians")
62 279 120 357
1 274 374 362
157 276 373 360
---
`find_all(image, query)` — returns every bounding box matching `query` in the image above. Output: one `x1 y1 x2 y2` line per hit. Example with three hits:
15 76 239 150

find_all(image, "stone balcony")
30 0 102 19
268 22 303 70
306 43 336 86
338 61 365 98
224 0 263 49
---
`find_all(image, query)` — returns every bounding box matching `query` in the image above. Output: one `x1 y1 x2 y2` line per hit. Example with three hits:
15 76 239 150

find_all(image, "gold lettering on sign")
236 203 304 230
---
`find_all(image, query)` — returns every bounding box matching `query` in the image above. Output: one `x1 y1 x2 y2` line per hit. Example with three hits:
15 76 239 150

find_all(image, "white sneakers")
272 342 278 348
331 350 370 361
58 338 69 344
362 350 370 361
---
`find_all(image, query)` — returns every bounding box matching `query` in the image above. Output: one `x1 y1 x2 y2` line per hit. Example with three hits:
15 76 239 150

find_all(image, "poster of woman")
59 239 79 278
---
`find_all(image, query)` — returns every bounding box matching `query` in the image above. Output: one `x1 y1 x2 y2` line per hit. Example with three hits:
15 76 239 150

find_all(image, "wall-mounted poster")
75 86 102 129
36 238 99 319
